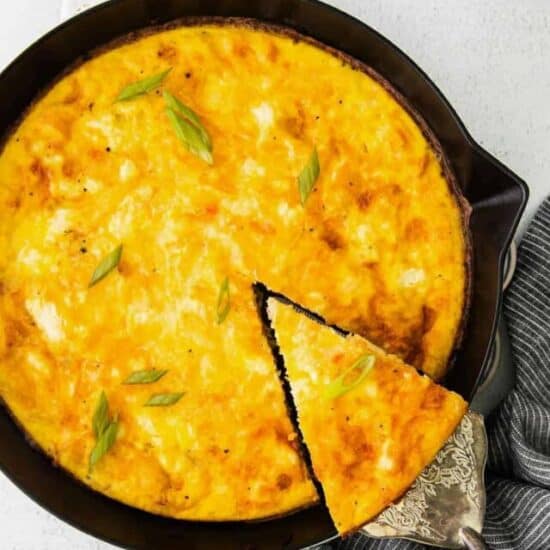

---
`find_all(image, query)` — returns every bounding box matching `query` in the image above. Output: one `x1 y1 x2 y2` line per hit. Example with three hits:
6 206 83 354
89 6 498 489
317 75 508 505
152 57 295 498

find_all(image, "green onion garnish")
123 369 168 385
116 68 171 102
163 91 211 148
298 147 320 206
92 390 109 439
164 91 213 164
144 392 185 407
89 418 119 472
324 354 376 401
88 244 123 287
89 392 119 472
216 277 231 324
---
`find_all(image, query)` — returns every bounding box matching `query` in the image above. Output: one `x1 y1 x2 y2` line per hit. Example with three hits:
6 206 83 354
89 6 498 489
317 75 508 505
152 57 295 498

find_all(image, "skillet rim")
0 1 529 548
0 9 472 519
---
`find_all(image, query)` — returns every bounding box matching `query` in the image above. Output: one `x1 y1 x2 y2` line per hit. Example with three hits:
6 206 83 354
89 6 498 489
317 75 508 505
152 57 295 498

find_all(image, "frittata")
267 297 468 534
0 21 468 520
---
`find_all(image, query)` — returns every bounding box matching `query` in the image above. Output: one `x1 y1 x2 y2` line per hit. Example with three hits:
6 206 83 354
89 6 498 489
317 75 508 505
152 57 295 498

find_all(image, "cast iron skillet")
0 1 528 548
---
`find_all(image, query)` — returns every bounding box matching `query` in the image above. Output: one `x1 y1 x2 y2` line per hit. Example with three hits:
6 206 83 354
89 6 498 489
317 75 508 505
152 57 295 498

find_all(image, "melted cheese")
0 23 467 520
268 298 467 534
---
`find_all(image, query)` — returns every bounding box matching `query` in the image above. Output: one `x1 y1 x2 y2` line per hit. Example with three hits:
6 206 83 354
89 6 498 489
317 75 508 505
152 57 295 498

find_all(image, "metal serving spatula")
361 411 487 549
358 243 518 550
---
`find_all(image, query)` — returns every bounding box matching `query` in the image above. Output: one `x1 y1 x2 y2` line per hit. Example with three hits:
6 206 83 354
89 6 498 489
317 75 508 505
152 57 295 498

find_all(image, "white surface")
0 1 548 548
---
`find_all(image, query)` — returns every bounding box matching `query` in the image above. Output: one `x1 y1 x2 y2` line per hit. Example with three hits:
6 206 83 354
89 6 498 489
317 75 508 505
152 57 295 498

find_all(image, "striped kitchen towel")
320 197 550 550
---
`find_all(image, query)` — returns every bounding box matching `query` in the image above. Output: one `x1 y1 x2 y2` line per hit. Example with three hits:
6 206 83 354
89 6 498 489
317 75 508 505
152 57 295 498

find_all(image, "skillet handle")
470 242 517 416
460 527 488 550
469 147 528 259
469 312 515 416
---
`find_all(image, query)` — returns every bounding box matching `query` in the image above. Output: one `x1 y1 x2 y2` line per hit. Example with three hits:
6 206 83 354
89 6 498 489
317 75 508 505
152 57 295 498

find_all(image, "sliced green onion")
144 392 185 407
163 91 213 164
89 392 119 473
298 147 320 206
88 244 123 287
163 91 211 148
92 391 109 439
123 369 168 385
89 419 119 472
216 277 231 324
324 354 376 401
116 68 171 102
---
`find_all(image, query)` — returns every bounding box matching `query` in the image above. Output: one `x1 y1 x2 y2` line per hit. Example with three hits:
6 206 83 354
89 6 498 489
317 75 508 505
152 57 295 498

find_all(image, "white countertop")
0 1 548 548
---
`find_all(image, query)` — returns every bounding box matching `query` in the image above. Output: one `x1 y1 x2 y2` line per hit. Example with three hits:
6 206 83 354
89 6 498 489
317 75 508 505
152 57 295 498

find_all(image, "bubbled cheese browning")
0 22 467 520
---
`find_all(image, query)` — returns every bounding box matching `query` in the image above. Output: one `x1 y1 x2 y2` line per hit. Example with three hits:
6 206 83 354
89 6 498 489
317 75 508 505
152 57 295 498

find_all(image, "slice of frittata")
267 297 467 535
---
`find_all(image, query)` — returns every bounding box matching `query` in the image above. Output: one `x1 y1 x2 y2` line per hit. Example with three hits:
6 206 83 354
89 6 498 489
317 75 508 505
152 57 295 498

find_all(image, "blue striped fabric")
319 198 550 550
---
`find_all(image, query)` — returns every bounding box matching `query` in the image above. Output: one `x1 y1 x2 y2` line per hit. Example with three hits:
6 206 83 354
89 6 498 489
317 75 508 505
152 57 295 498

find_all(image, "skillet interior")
0 1 528 548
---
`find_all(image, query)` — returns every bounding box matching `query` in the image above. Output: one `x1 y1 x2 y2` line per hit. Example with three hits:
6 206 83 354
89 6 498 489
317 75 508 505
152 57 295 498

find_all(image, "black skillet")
0 1 528 548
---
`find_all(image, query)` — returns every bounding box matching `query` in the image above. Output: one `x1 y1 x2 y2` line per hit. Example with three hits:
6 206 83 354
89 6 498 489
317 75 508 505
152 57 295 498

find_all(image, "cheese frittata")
267 298 467 534
0 22 468 520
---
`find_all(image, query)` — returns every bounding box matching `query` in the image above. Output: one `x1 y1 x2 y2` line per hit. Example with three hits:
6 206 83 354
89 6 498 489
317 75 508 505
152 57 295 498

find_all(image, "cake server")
361 411 487 549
